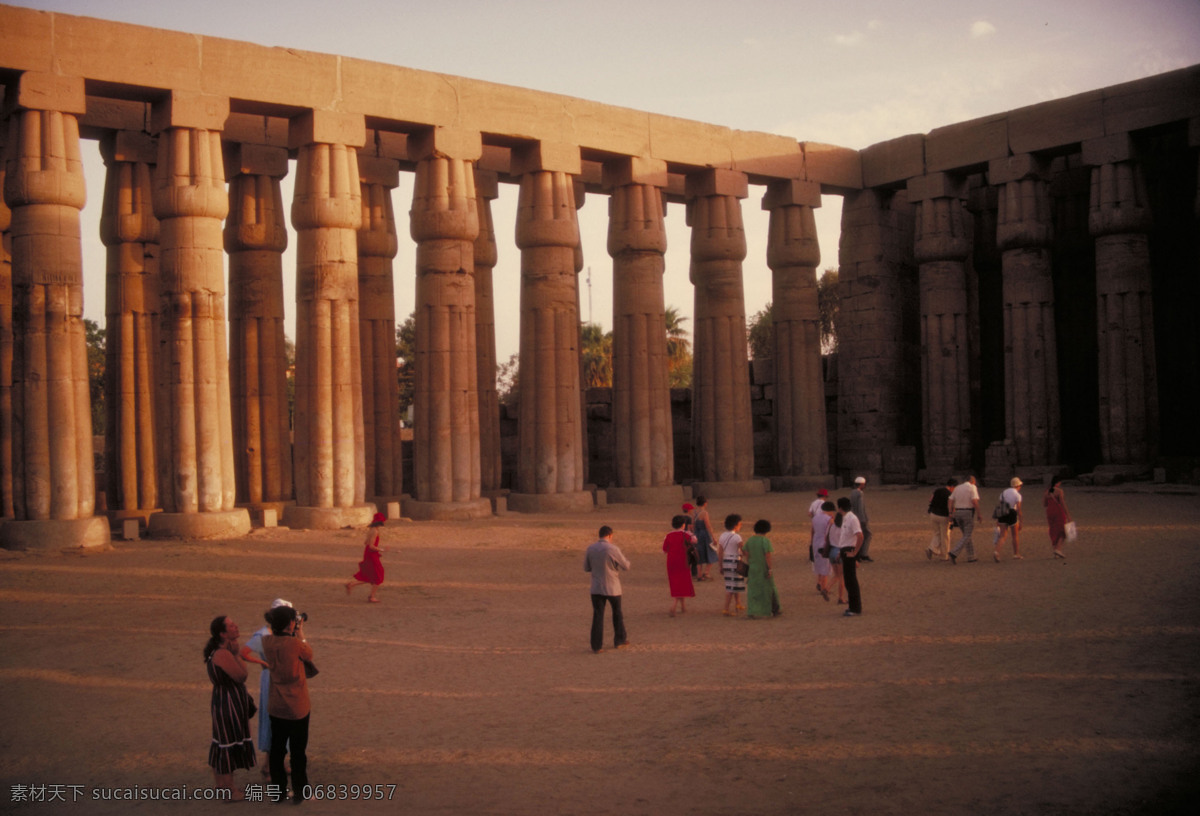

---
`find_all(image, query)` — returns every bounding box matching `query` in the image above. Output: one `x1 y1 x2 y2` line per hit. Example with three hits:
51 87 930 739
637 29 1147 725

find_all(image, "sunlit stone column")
357 155 403 504
0 140 13 520
763 179 830 486
909 173 973 477
285 110 375 530
148 93 249 538
991 154 1061 470
473 169 503 496
407 129 490 519
100 131 161 527
1083 135 1158 471
225 144 294 516
686 169 761 496
1 73 108 549
508 143 592 513
604 157 681 503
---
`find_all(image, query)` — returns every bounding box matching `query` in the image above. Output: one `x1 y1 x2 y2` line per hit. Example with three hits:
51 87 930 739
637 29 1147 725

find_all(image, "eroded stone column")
764 179 830 485
508 143 591 512
357 155 403 504
473 169 503 496
910 173 973 477
687 169 761 496
225 144 294 516
836 187 919 484
604 158 681 503
0 145 13 520
285 111 374 530
407 129 490 519
1083 135 1159 471
1 73 108 549
100 131 161 527
149 94 249 538
991 154 1061 470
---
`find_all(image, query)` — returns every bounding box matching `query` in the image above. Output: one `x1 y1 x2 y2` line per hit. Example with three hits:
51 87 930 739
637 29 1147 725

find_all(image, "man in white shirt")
836 497 865 616
992 477 1024 561
948 476 983 563
584 526 631 653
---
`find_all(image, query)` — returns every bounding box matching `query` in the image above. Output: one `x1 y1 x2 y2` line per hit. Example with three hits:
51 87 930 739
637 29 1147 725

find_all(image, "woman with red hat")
345 513 388 602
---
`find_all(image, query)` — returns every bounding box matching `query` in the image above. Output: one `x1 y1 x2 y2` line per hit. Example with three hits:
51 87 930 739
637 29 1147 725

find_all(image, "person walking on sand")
345 512 387 602
948 476 983 564
718 514 746 616
926 477 956 561
663 514 697 617
584 525 631 653
992 478 1024 561
850 476 874 562
1044 477 1073 559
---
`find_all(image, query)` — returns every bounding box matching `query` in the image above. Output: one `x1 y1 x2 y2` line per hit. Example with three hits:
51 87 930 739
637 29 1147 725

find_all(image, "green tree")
497 353 519 406
665 306 692 389
580 322 612 388
284 334 295 427
818 268 840 355
747 302 773 360
84 318 105 432
395 313 416 417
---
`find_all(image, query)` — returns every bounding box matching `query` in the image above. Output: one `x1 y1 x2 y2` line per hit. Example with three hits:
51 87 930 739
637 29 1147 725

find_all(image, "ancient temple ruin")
1 5 1197 548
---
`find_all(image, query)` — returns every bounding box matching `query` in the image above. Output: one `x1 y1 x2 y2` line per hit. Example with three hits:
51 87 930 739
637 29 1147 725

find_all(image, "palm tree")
665 306 692 388
580 322 613 387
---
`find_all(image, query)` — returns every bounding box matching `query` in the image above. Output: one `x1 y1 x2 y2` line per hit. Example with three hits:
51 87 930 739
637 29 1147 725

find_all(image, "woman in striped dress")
204 616 257 801
718 514 746 616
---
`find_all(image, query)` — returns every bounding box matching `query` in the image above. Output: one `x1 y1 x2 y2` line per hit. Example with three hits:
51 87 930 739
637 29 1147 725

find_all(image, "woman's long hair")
203 615 227 661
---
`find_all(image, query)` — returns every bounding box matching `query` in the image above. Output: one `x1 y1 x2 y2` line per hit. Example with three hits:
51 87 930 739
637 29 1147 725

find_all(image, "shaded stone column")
686 169 762 496
407 129 490 519
836 187 919 484
1082 135 1158 472
1 73 108 549
604 157 682 504
990 154 1061 471
473 169 503 496
148 93 249 538
225 144 294 516
763 178 830 487
508 143 592 513
285 110 375 529
100 131 161 527
0 143 13 520
357 155 403 504
909 172 973 477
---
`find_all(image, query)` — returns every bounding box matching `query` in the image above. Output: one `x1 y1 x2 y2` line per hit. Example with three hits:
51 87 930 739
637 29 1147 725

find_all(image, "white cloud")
971 20 997 39
867 19 883 31
833 31 864 46
743 37 762 48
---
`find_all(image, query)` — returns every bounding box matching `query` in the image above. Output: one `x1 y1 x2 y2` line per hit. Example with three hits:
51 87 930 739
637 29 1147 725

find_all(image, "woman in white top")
718 514 746 617
992 477 1024 561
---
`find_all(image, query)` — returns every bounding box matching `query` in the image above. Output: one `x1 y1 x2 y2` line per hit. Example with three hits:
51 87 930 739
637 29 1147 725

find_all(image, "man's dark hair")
598 525 613 538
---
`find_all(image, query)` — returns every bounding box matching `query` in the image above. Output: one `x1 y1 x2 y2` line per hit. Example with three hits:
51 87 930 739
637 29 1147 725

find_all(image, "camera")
297 611 308 623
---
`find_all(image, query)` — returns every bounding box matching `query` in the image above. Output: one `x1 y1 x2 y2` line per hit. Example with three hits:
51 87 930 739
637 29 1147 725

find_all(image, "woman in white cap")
992 478 1024 561
241 599 290 774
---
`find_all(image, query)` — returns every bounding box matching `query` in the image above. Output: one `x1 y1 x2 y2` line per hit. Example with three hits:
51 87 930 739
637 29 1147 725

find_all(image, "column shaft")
473 170 502 493
0 162 13 518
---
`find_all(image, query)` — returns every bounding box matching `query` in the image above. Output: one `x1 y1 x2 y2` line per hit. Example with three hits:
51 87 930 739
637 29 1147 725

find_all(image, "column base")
1086 464 1148 486
282 503 377 530
689 479 768 499
404 497 493 521
148 509 252 539
507 491 595 514
605 485 686 505
767 475 834 493
237 501 294 528
105 507 161 534
0 516 112 552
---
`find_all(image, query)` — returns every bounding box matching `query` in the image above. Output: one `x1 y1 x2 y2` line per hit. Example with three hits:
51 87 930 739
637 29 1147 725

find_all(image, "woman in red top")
345 513 387 602
662 514 697 617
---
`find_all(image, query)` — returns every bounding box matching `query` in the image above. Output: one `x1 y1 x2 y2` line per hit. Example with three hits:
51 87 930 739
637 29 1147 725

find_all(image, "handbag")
992 498 1011 520
1064 521 1077 543
301 657 319 679
734 558 749 578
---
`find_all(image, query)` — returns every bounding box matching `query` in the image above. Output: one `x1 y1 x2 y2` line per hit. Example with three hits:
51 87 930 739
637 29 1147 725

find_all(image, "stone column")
763 178 830 487
508 143 592 512
407 129 490 519
990 154 1061 471
357 155 403 504
284 110 375 529
1 73 108 549
604 157 682 504
100 131 161 527
225 143 294 517
473 169 503 496
0 139 13 520
836 187 919 484
909 173 973 478
148 93 249 538
1082 135 1159 472
686 169 762 496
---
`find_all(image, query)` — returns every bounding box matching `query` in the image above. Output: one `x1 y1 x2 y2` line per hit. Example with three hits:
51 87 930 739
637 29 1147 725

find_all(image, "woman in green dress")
744 519 781 618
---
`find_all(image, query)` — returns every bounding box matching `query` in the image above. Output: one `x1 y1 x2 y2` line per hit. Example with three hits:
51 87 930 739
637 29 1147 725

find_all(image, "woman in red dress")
345 513 387 602
662 514 697 617
1044 477 1072 560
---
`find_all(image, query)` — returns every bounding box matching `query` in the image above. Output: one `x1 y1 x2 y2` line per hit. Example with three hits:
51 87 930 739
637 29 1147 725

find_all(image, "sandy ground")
2 485 1199 816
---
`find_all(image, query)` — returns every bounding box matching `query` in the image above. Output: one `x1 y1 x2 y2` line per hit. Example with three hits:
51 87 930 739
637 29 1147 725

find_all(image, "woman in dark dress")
204 616 257 801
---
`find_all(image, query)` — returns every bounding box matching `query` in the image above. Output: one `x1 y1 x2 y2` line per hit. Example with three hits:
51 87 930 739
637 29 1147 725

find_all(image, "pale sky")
12 0 1200 363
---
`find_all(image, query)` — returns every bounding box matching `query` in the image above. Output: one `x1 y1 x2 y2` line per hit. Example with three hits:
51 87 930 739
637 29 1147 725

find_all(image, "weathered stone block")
288 109 366 148
1008 90 1105 154
861 134 925 188
802 142 862 190
925 115 1007 173
1102 65 1200 136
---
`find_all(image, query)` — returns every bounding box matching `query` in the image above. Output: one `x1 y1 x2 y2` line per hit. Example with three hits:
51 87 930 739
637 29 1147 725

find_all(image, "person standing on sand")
926 477 956 561
1044 477 1073 559
812 500 836 602
663 514 697 617
949 476 983 564
241 599 290 774
836 496 865 616
345 512 387 602
744 519 781 618
992 478 1024 561
204 616 257 801
584 525 631 653
718 514 746 616
850 476 874 562
691 497 717 582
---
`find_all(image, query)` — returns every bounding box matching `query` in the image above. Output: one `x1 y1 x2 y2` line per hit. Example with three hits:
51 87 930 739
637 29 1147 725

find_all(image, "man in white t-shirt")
836 497 864 616
948 476 983 563
992 477 1024 561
